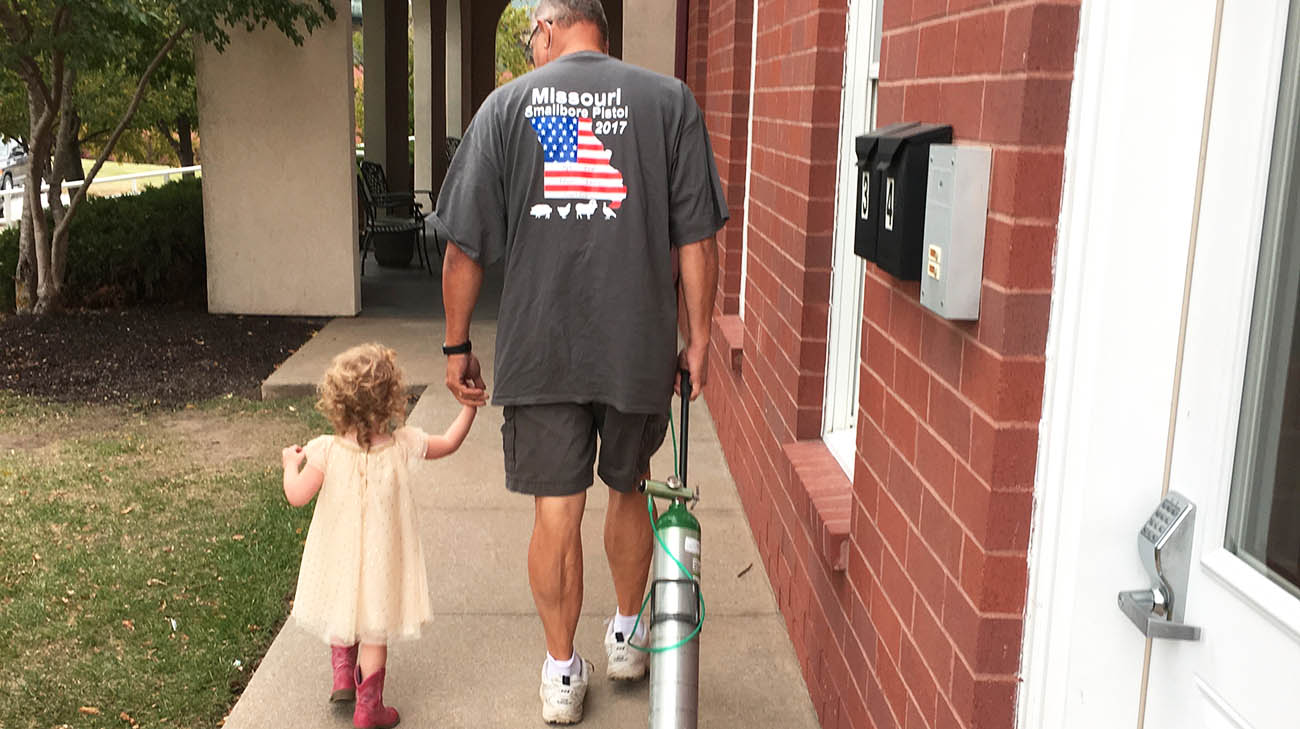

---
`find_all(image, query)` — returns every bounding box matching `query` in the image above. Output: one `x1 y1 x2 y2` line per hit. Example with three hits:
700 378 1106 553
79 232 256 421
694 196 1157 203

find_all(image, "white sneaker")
604 618 649 681
540 656 593 725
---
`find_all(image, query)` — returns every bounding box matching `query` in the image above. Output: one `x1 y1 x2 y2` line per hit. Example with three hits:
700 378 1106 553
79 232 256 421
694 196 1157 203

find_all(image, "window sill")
782 440 852 572
715 314 744 375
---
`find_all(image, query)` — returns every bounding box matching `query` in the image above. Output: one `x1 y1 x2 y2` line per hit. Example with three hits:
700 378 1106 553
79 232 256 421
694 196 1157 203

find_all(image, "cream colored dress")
290 426 432 646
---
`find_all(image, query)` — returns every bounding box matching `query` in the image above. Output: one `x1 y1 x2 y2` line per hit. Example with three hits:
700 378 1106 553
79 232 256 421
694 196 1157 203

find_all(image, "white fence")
0 164 202 224
354 135 417 158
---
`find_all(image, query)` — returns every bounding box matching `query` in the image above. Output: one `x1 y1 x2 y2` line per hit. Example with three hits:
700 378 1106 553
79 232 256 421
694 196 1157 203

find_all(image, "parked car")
0 138 27 220
0 138 28 192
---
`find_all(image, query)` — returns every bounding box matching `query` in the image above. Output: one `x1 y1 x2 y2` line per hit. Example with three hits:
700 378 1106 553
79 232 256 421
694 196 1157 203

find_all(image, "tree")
496 5 531 87
351 19 415 154
112 41 199 169
352 27 363 144
0 66 25 142
150 47 198 169
0 34 195 174
0 0 336 314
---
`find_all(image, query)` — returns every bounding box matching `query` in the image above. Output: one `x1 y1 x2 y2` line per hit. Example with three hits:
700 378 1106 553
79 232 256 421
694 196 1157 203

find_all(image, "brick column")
701 0 754 318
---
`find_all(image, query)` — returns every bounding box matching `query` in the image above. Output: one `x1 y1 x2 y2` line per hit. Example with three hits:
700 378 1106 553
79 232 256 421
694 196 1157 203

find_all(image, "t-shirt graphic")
529 116 627 210
431 51 729 415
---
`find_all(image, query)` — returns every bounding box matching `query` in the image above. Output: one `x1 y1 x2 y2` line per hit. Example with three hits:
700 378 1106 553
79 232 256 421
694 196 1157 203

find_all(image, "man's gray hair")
535 0 610 47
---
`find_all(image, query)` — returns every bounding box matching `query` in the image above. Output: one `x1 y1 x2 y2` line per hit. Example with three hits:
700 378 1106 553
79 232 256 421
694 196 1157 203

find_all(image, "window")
823 0 884 476
1226 30 1300 599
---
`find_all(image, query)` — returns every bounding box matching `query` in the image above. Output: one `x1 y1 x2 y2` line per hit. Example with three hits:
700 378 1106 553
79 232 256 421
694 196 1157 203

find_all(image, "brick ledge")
715 314 744 374
782 440 851 572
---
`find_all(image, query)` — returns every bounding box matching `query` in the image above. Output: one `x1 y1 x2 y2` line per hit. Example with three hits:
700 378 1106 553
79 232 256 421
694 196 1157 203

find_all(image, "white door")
1143 0 1300 724
1020 1 1300 727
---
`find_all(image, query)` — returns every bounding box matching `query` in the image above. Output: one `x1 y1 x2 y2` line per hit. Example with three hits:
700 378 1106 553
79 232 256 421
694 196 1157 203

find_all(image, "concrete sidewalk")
261 264 504 399
235 266 818 727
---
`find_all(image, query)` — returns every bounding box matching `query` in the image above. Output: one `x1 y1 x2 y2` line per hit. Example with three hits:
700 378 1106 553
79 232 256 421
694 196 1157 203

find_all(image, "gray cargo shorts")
502 402 670 497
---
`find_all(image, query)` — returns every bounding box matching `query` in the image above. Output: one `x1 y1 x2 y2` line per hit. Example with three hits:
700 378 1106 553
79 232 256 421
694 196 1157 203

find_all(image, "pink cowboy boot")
330 644 358 702
353 665 400 729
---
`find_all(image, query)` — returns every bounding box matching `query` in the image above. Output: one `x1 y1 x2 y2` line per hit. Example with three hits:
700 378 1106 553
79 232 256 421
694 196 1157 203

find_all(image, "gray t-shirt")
433 51 728 414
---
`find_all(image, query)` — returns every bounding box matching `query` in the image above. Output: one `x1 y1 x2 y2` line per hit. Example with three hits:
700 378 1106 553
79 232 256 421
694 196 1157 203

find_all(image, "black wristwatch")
442 340 472 356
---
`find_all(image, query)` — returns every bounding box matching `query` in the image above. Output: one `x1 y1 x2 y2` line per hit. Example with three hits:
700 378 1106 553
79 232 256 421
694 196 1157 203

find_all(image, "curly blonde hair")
316 343 407 448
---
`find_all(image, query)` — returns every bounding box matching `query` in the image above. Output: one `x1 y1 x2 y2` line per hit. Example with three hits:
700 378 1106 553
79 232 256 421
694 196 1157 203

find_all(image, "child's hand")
282 445 306 471
282 444 324 507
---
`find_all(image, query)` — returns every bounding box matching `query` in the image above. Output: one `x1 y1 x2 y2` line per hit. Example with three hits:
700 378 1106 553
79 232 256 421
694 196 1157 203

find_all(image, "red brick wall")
697 0 754 317
685 0 711 101
689 1 1081 728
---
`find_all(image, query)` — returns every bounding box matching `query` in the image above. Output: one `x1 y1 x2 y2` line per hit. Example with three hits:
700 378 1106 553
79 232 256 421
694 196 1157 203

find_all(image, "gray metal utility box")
919 144 992 320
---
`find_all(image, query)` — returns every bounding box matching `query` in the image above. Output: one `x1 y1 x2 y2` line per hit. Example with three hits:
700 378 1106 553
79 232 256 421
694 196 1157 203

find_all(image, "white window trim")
823 0 882 477
739 0 758 319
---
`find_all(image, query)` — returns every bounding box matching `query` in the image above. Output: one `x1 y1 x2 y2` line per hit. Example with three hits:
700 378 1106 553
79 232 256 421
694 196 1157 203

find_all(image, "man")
432 0 725 723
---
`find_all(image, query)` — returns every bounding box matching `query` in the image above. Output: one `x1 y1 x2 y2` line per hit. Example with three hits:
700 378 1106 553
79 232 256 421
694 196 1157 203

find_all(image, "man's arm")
677 236 719 400
443 242 488 406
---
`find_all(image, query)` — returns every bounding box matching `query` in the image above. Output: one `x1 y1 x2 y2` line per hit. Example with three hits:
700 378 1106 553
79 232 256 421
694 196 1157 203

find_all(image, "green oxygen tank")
647 371 702 729
648 498 701 729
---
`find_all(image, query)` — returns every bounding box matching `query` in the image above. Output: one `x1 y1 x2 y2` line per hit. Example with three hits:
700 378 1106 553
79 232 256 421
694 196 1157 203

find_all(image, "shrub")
0 222 14 314
0 177 205 313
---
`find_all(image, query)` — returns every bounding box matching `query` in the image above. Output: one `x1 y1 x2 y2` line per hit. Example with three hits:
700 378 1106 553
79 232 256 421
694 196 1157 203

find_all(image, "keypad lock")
1117 492 1202 641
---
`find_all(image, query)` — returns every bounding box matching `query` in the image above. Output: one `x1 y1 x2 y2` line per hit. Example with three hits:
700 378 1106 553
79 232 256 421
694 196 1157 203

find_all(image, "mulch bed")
0 309 326 404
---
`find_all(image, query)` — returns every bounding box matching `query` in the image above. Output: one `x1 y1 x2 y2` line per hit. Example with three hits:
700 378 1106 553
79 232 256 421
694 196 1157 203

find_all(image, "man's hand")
446 352 488 407
443 242 487 407
676 343 708 400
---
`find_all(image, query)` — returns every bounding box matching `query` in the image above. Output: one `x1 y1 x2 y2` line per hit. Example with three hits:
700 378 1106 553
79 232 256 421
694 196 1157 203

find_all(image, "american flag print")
530 116 627 209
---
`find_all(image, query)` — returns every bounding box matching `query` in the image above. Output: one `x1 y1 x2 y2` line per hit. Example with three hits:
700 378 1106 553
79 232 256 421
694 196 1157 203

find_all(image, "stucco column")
623 0 676 76
459 0 473 130
363 0 410 191
195 0 360 316
446 0 463 137
412 0 448 196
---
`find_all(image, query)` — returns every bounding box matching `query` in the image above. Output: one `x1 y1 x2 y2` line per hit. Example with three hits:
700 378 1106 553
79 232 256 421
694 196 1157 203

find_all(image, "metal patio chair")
356 161 442 275
357 171 437 276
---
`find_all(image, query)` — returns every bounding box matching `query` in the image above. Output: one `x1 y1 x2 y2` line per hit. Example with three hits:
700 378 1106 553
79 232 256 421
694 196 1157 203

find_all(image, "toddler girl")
281 343 476 729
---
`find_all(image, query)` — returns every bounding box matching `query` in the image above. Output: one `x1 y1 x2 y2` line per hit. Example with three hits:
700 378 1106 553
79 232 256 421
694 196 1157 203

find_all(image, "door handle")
1118 588 1201 640
1117 492 1202 641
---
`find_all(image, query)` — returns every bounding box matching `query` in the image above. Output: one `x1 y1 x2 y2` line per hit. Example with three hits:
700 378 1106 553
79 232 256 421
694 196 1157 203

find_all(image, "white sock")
545 650 581 680
612 611 644 641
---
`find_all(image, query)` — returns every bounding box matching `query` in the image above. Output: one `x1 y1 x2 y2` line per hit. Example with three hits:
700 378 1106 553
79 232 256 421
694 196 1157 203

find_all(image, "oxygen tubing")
627 408 706 654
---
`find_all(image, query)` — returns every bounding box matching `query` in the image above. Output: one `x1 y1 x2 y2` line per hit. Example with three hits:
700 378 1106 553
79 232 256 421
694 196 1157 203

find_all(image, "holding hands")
445 352 488 407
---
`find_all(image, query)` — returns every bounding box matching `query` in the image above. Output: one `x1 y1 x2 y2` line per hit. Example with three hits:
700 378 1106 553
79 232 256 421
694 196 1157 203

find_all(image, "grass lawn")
81 160 200 198
0 393 326 729
84 160 171 178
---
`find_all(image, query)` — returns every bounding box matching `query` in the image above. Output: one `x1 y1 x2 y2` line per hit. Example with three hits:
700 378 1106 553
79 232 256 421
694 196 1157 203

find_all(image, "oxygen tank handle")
639 475 696 502
679 368 691 490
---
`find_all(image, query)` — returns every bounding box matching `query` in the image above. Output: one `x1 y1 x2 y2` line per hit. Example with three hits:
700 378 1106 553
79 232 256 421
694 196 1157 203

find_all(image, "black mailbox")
872 123 952 281
853 122 919 262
